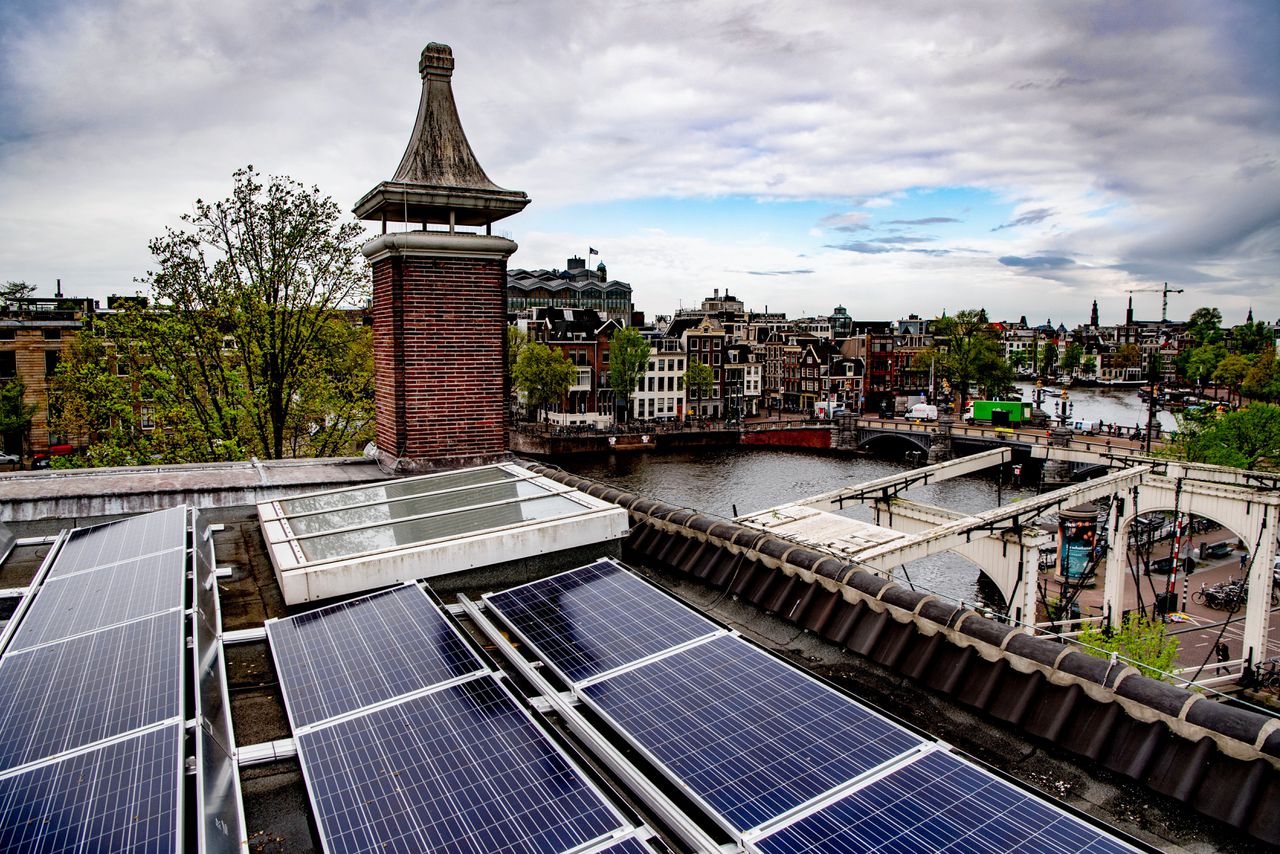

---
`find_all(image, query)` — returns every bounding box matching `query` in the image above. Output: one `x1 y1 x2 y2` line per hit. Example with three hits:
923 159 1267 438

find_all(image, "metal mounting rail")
456 595 732 854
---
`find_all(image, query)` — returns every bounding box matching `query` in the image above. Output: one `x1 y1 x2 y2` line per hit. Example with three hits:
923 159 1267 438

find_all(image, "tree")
1 281 35 305
684 359 714 414
1230 321 1271 356
1242 349 1280 402
0 379 36 458
1184 343 1225 389
133 166 371 460
1115 343 1141 375
512 340 575 422
1081 355 1097 378
48 331 151 466
1060 342 1083 376
1164 404 1280 470
607 327 650 423
1187 306 1223 347
1077 612 1180 681
1213 353 1251 404
1040 341 1059 377
928 309 1009 407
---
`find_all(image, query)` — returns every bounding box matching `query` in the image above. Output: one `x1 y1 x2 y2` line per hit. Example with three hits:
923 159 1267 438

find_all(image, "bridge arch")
858 432 931 457
1101 475 1279 666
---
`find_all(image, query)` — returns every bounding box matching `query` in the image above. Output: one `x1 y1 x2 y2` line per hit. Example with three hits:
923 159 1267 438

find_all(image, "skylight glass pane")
280 467 516 517
286 479 552 536
296 495 586 562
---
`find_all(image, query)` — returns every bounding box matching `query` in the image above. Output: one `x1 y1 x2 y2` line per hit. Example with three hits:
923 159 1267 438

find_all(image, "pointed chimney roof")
354 43 528 228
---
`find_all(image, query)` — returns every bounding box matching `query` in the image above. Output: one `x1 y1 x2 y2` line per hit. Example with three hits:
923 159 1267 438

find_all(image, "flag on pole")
589 247 598 256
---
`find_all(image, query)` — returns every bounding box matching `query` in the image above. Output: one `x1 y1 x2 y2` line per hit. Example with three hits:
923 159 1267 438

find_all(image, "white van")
1072 419 1101 435
908 403 938 421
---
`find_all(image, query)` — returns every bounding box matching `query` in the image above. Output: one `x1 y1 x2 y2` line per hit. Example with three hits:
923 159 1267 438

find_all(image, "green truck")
963 400 1032 425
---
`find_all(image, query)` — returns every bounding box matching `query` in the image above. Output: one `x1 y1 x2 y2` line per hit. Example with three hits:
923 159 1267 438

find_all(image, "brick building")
0 295 96 457
352 43 528 471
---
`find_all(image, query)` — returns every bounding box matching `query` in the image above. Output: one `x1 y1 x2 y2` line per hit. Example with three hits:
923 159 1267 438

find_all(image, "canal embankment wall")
523 461 1280 846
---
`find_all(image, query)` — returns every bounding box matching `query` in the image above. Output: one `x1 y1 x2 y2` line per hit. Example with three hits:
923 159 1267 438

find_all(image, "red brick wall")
372 254 508 468
740 427 831 449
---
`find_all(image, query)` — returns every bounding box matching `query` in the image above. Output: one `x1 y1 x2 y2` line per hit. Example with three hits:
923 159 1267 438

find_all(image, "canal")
567 447 1038 609
564 386 1167 610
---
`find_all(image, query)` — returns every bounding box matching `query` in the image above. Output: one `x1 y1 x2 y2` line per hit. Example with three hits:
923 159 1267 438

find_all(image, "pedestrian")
1216 642 1230 664
1240 553 1248 571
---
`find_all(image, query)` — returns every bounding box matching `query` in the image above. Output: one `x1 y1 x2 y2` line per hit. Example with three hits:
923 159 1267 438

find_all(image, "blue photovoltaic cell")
583 633 923 832
48 505 187 579
297 676 622 854
0 611 183 771
9 552 185 651
485 559 720 683
0 723 181 854
754 750 1135 854
268 585 484 728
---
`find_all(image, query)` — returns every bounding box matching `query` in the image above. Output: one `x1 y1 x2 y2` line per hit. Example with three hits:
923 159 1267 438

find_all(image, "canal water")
568 448 1038 609
1014 383 1179 433
565 386 1167 610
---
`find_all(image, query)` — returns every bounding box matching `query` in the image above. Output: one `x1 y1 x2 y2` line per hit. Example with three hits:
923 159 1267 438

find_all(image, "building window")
116 360 129 377
140 405 156 430
45 351 59 377
0 351 15 378
43 328 62 341
0 330 14 341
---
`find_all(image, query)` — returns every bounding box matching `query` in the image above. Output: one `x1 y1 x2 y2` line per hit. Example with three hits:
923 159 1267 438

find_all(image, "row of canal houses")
508 260 1212 426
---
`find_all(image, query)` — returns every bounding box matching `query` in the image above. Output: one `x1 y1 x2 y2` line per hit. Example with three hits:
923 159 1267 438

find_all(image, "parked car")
0 452 20 467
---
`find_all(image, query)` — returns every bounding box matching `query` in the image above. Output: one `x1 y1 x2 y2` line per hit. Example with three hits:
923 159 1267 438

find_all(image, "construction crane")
1126 282 1184 322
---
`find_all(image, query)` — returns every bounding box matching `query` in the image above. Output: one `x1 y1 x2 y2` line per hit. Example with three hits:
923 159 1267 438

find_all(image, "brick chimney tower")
354 43 529 472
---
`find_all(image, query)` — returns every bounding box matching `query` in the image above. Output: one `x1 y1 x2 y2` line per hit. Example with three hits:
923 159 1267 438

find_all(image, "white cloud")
0 0 1275 324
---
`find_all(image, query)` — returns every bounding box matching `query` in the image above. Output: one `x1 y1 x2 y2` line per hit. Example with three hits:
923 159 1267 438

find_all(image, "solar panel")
47 505 187 579
581 633 924 833
0 722 182 854
583 835 654 853
752 749 1136 853
484 559 721 683
0 610 183 772
268 584 485 728
8 552 186 651
296 676 625 854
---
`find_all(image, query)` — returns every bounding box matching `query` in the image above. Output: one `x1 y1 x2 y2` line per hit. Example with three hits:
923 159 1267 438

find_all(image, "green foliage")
1242 349 1280 402
506 325 530 375
1187 307 1223 347
1077 612 1180 680
1184 343 1225 387
607 327 651 421
929 309 1011 405
0 379 36 457
684 359 714 404
1081 355 1097 377
1059 342 1083 374
1039 341 1058 377
1230 321 1271 356
1213 353 1251 400
135 166 371 460
1163 403 1280 470
512 340 576 421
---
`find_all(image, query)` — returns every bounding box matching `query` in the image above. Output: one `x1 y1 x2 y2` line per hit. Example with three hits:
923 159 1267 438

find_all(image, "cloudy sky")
2 0 1276 326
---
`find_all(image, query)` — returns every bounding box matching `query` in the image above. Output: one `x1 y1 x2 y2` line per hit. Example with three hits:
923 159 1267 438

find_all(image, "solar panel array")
486 559 1136 852
0 506 189 854
483 559 721 683
269 583 639 854
752 750 1135 854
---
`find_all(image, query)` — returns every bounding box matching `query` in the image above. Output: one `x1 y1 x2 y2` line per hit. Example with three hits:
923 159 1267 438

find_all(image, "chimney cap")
355 43 528 227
